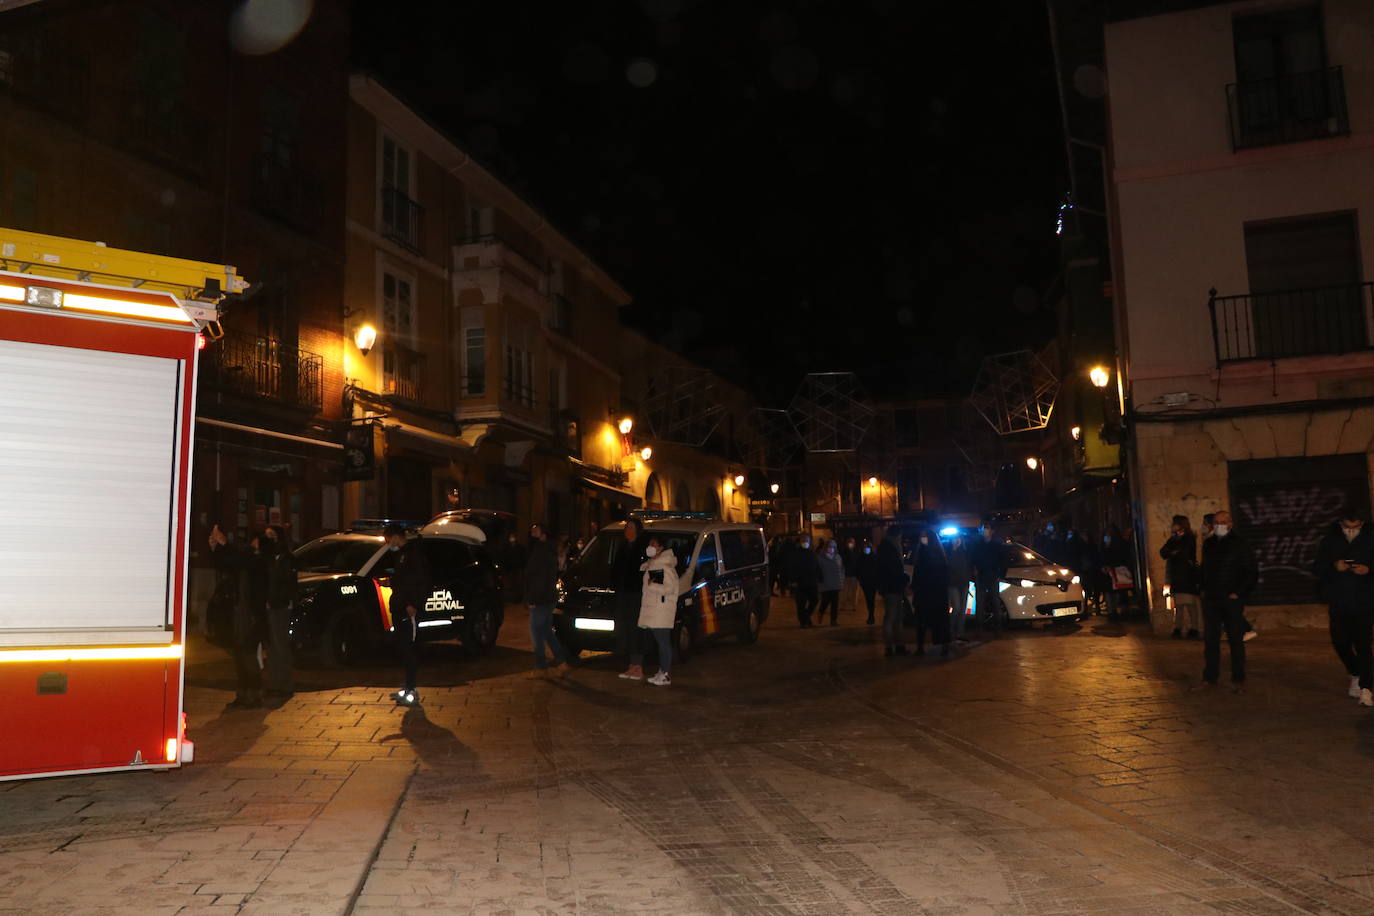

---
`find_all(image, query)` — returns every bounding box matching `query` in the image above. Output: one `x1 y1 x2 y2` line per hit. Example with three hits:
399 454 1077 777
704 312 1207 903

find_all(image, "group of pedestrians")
208 523 297 710
773 524 1009 659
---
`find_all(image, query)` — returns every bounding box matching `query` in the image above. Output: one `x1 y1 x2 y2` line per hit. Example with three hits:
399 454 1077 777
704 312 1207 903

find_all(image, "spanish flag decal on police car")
698 585 719 636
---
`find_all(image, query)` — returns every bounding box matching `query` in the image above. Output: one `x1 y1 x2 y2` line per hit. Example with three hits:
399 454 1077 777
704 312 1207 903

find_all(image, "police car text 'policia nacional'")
288 514 504 666
553 512 770 660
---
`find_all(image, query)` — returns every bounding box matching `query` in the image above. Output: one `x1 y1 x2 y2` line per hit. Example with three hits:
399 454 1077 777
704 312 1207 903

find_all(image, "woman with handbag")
630 537 680 687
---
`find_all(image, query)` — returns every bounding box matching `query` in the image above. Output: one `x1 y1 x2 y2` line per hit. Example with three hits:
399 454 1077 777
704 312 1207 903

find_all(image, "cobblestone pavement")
3 600 1373 915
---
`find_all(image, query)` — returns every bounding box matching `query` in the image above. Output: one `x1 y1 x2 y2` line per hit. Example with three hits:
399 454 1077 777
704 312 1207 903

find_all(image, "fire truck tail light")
62 292 193 324
0 284 23 302
165 738 178 762
0 645 183 663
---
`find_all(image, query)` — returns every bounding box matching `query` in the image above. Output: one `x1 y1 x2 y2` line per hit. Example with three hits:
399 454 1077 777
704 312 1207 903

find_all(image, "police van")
553 512 770 660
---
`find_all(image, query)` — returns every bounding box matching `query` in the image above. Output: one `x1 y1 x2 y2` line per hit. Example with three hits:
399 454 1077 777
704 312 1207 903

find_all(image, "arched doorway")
673 480 692 511
644 472 665 510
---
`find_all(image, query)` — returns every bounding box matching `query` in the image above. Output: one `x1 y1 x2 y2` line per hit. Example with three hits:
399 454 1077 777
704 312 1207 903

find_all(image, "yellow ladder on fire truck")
0 226 244 323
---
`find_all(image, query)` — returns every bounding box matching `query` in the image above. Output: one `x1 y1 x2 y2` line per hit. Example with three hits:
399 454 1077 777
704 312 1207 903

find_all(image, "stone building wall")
1135 405 1374 633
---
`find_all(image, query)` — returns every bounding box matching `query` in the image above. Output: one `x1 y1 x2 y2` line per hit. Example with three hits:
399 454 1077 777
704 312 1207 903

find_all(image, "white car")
964 542 1084 625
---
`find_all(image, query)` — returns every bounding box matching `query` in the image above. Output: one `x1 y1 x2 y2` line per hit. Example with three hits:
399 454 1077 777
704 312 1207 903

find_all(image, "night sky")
353 0 1065 405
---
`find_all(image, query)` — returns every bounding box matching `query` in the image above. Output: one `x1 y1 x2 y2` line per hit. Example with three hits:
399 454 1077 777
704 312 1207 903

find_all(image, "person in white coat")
626 537 679 686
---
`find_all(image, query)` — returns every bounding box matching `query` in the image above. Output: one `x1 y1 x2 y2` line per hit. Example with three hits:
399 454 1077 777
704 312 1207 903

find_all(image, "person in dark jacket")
213 527 265 710
385 524 432 707
1097 526 1132 620
971 523 1007 632
1314 512 1374 707
1197 510 1258 690
946 533 974 645
787 534 822 627
614 519 649 679
876 526 909 655
525 523 570 678
855 540 879 624
1160 515 1201 639
261 525 296 704
817 539 845 626
912 530 951 656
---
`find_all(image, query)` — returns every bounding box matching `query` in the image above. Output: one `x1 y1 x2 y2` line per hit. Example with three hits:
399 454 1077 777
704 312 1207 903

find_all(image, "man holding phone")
1314 510 1374 708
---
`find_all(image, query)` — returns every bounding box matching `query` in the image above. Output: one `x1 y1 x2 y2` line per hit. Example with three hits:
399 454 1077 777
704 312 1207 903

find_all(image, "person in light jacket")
629 537 679 686
817 539 845 626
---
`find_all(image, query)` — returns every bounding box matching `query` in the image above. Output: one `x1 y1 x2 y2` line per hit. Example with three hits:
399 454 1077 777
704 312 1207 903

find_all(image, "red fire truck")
0 228 245 781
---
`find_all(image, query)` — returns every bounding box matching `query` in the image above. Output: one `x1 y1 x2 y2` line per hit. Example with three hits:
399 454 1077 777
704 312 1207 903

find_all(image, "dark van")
553 515 771 660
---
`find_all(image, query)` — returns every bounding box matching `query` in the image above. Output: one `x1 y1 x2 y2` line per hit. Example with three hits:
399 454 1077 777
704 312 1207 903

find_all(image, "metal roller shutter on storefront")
0 338 181 638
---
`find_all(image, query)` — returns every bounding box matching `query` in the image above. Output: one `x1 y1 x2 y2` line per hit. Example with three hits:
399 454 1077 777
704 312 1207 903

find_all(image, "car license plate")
574 617 615 631
1053 606 1078 617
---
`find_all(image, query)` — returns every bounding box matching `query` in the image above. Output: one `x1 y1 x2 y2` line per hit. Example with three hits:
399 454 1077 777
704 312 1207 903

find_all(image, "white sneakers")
1350 676 1362 699
1361 688 1374 708
647 671 671 687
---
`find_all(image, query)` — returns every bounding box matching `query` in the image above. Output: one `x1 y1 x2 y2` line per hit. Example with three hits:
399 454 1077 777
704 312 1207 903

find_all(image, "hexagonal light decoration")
642 365 727 447
969 349 1059 436
788 372 875 453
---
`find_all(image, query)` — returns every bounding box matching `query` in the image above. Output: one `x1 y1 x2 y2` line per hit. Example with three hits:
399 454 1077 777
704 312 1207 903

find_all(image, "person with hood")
855 540 879 624
912 529 951 656
613 519 649 677
946 532 974 646
384 524 432 706
1314 509 1374 707
1197 510 1258 691
876 526 910 655
261 525 296 704
1160 515 1201 639
787 533 822 627
817 539 845 626
525 523 571 678
971 521 1008 632
631 535 680 686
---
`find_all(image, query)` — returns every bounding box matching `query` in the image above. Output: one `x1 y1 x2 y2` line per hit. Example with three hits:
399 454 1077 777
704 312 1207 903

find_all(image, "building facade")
1104 0 1374 627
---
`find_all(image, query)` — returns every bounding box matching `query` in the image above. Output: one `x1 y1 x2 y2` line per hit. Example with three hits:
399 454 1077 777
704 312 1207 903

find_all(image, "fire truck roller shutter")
0 339 180 637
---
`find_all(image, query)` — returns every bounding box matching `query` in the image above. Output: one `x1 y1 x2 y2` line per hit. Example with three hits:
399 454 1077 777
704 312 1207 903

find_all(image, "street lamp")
1026 456 1039 471
733 473 745 487
1089 365 1110 389
1070 425 1082 441
353 323 377 357
867 476 878 487
618 417 634 435
639 446 653 461
769 482 780 495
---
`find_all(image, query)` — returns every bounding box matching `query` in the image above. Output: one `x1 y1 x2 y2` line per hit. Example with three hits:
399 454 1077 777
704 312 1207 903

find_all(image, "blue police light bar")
939 526 960 537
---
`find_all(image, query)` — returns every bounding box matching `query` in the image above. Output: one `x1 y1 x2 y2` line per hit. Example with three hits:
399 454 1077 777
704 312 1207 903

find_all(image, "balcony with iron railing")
381 185 423 252
1226 66 1349 151
383 346 425 404
1208 281 1374 365
200 329 324 411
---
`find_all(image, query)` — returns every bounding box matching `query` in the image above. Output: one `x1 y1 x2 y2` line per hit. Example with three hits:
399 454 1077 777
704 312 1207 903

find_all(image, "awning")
384 421 471 459
196 416 343 450
573 475 642 507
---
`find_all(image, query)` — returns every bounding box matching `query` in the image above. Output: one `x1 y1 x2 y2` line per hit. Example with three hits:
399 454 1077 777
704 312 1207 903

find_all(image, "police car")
290 518 504 666
553 512 770 660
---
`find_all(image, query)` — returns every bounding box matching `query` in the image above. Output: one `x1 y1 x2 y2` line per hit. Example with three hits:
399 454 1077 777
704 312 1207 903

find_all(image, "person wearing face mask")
1196 510 1257 691
786 534 822 628
912 529 951 656
1314 510 1374 707
630 537 679 686
876 526 910 654
1160 515 1200 639
1097 525 1132 620
971 521 1008 633
946 533 974 645
854 540 879 624
817 539 845 626
384 523 432 706
1201 512 1257 640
